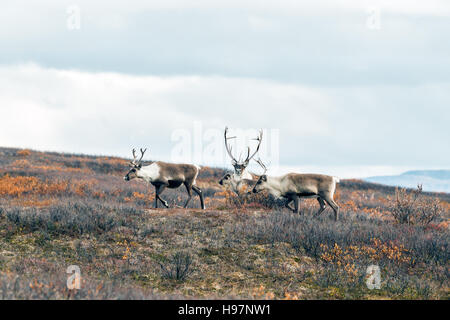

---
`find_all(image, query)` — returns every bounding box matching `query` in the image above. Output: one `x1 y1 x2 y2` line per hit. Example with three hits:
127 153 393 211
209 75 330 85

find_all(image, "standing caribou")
252 159 340 221
218 127 263 193
124 148 205 210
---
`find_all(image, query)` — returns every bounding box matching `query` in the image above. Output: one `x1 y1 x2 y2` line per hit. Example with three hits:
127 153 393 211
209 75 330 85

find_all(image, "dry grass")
0 147 448 300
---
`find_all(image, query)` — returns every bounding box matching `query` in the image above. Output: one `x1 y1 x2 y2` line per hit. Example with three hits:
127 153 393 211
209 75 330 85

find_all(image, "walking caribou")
251 159 340 221
124 148 205 209
218 127 262 194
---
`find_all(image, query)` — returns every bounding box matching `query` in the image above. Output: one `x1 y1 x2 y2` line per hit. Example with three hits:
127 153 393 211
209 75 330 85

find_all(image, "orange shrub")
70 180 96 196
93 191 106 199
124 191 155 203
9 159 91 174
283 292 300 300
17 149 31 157
320 238 410 267
111 189 123 197
10 159 31 167
99 157 128 166
0 174 68 197
334 189 342 202
251 285 275 300
15 198 54 207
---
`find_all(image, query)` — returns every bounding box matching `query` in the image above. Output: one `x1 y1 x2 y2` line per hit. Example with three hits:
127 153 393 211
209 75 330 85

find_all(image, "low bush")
389 185 444 226
0 271 179 300
159 251 195 281
4 201 142 236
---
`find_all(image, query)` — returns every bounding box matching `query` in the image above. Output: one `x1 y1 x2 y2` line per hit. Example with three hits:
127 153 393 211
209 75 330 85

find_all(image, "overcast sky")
0 0 449 177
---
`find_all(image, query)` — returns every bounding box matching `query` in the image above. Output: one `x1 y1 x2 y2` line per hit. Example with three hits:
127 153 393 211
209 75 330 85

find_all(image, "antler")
255 157 267 175
225 127 263 165
130 148 147 166
224 127 238 164
139 148 147 163
130 148 138 166
244 129 263 164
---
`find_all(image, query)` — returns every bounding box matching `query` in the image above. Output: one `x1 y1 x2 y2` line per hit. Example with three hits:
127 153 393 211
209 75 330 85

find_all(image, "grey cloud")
1 4 450 85
0 65 449 172
0 1 449 177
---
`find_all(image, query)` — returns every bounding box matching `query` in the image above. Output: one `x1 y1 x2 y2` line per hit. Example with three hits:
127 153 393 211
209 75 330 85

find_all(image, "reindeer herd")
124 127 340 220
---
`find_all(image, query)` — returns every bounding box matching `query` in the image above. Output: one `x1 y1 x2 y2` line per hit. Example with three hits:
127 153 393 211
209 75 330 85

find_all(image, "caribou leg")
323 195 339 221
155 184 169 208
285 198 295 212
192 185 205 210
183 183 193 208
292 194 300 215
316 197 326 216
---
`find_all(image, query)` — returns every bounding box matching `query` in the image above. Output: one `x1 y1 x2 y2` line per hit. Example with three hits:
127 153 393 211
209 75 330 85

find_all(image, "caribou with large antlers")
252 158 340 220
219 127 263 193
124 148 205 209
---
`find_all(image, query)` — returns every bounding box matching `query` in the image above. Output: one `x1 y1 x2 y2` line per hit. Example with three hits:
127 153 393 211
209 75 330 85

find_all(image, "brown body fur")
284 173 336 195
253 172 340 220
124 156 205 210
152 162 199 188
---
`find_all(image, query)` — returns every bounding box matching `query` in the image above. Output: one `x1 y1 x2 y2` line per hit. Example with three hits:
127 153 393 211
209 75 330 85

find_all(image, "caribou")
252 159 340 221
218 173 255 194
124 148 205 210
218 127 263 194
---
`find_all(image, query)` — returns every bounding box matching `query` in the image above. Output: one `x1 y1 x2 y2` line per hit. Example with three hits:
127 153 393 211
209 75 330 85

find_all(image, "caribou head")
219 127 263 193
124 148 147 181
224 126 263 177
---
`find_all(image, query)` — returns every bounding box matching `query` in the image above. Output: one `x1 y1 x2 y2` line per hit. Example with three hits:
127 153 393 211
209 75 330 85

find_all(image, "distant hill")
364 170 450 193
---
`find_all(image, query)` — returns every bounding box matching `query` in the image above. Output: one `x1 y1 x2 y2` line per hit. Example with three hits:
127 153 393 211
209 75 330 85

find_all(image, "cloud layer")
0 1 449 177
1 1 449 85
0 64 449 177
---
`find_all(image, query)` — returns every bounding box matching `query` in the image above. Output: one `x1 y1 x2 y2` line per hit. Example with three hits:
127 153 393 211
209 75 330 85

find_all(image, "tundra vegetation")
0 147 448 300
